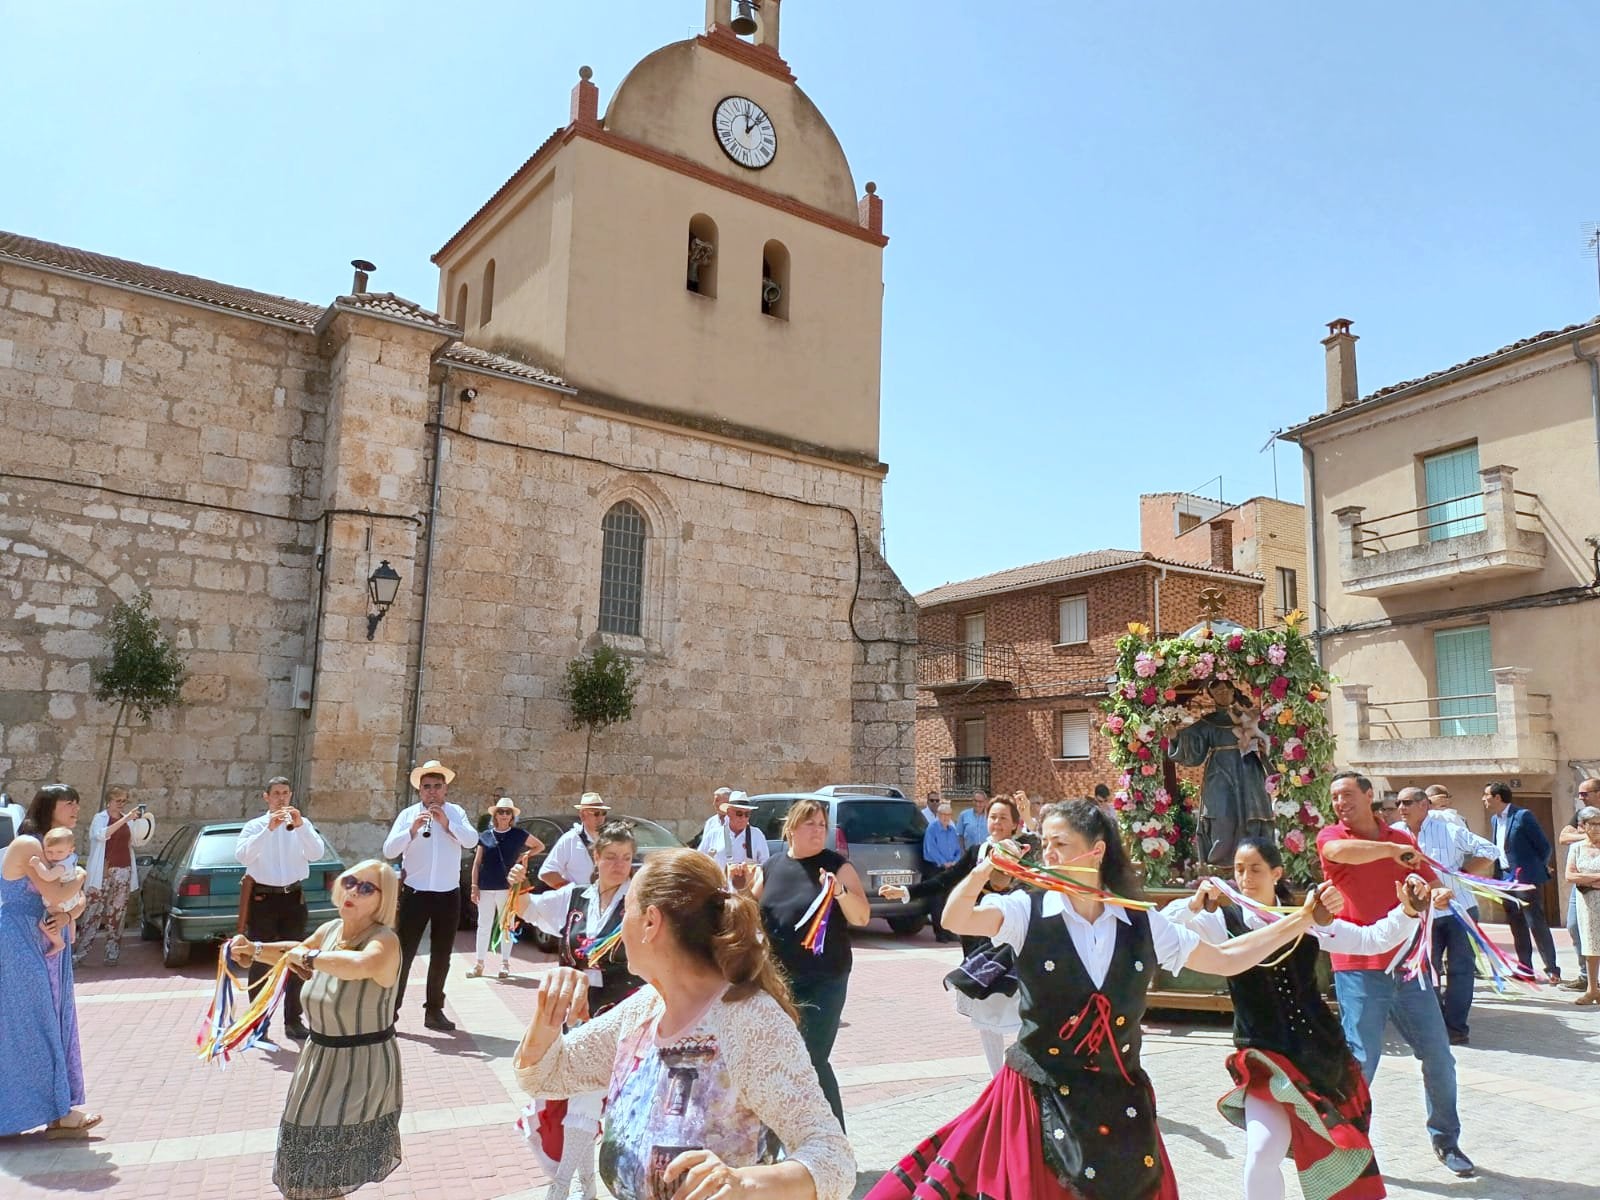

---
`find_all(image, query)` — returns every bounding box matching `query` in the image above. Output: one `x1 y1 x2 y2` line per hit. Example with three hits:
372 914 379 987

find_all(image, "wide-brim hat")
488 796 521 818
409 760 457 789
575 792 610 811
725 790 754 812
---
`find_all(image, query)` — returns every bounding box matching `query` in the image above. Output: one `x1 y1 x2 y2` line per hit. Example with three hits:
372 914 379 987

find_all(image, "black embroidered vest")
1007 890 1166 1200
559 886 643 1018
1221 906 1352 1099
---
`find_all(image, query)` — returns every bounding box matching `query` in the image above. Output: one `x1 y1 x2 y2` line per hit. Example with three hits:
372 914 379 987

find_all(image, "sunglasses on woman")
340 876 380 896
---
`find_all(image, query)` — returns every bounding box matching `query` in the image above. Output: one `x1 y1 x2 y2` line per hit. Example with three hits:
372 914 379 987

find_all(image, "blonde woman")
231 860 403 1200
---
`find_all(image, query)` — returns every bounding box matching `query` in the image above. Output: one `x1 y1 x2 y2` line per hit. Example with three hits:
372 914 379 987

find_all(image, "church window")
599 501 648 637
761 239 789 319
455 283 470 329
480 259 496 325
687 214 718 297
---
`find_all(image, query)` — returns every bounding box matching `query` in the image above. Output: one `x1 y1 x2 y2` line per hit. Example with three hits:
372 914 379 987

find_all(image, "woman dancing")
508 819 644 1199
880 793 1034 1074
1164 837 1437 1200
514 848 854 1200
867 800 1320 1200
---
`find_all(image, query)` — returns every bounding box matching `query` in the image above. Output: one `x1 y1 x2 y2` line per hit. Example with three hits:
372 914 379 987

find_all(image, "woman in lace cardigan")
514 848 854 1200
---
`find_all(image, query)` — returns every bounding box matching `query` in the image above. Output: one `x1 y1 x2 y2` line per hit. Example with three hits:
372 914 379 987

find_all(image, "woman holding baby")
0 783 100 1137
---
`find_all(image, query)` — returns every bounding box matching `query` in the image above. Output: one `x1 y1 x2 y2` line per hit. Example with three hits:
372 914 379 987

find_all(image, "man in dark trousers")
1484 781 1560 983
383 759 477 1031
234 776 323 1042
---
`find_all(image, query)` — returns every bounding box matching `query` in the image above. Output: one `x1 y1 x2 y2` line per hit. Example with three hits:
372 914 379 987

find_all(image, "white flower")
1273 800 1299 818
1141 836 1165 854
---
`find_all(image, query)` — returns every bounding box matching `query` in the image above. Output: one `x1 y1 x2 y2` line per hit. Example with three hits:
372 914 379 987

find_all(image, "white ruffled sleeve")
719 992 856 1200
513 987 659 1099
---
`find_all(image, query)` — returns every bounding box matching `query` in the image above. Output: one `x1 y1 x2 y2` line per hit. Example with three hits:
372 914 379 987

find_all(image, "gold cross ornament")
1197 587 1226 618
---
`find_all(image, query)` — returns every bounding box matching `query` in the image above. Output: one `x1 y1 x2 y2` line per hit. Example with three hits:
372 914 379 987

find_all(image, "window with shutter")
1434 625 1495 736
1422 445 1484 542
960 717 987 758
960 612 986 679
1059 712 1091 759
1058 595 1088 645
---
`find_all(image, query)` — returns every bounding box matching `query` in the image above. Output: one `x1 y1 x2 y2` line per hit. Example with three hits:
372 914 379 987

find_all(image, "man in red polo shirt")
1318 771 1475 1179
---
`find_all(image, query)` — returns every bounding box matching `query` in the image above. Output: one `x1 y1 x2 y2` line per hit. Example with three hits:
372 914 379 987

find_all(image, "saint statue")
1170 679 1275 866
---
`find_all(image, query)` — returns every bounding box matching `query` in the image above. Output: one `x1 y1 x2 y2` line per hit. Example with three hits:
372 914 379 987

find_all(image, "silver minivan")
745 784 933 936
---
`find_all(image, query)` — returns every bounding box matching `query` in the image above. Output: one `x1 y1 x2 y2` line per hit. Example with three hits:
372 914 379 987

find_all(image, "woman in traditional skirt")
509 819 644 1199
231 859 403 1200
880 794 1035 1075
1164 838 1437 1200
866 800 1320 1200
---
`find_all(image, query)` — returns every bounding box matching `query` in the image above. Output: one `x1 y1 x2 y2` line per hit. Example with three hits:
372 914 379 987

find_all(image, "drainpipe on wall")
1303 444 1324 664
403 374 450 807
1153 566 1166 634
1572 334 1600 494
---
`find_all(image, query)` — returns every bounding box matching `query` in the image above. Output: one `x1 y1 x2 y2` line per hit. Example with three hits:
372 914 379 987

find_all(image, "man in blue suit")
1484 781 1560 983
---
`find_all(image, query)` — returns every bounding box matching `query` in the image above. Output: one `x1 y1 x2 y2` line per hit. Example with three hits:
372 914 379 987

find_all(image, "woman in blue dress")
0 783 99 1137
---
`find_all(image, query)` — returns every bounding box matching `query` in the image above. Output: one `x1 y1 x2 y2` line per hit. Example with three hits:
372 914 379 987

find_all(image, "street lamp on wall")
366 560 402 640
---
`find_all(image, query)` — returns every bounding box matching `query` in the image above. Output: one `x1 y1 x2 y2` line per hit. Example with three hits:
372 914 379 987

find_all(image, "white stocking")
562 1100 602 1200
978 1028 1007 1077
1242 1092 1290 1200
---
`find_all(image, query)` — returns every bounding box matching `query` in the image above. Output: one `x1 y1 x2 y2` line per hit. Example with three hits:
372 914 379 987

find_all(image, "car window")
191 830 247 869
159 825 197 865
522 818 566 850
751 799 794 841
838 800 925 844
617 818 679 850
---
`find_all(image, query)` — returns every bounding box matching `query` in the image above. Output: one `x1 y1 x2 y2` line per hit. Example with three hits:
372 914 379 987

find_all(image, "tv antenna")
1584 222 1600 304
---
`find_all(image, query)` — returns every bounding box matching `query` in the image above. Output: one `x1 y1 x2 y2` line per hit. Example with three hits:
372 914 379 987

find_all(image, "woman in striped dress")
232 859 403 1199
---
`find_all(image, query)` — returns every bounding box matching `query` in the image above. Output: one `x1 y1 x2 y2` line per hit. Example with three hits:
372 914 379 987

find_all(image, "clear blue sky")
6 2 1598 595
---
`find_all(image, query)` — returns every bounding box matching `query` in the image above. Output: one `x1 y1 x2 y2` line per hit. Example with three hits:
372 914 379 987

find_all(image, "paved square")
3 926 1596 1198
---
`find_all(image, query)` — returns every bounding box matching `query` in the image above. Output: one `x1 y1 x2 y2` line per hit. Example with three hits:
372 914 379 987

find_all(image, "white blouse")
1163 898 1419 960
515 987 854 1200
978 889 1201 987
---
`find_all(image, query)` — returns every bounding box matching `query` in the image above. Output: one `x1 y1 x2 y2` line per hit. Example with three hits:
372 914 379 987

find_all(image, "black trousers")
1504 887 1559 977
244 887 307 1027
922 861 949 937
396 885 460 1014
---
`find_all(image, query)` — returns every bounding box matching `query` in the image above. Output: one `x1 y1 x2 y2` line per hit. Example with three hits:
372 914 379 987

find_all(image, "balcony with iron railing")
1332 464 1546 596
940 756 992 798
1339 667 1557 776
916 642 1018 692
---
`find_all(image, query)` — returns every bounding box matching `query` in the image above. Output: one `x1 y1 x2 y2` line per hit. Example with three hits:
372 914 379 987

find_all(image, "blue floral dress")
0 873 85 1133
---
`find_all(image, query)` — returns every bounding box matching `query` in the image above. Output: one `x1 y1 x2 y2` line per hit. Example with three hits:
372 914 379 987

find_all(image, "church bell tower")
432 0 888 461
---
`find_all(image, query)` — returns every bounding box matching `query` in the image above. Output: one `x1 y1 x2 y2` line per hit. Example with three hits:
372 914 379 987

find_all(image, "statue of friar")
1169 679 1276 866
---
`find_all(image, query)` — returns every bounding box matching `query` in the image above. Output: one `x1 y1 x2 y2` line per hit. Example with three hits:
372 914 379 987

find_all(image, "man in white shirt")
541 794 611 888
698 786 733 852
1425 784 1465 828
708 796 769 881
382 759 476 1031
235 776 323 1041
1393 788 1499 1045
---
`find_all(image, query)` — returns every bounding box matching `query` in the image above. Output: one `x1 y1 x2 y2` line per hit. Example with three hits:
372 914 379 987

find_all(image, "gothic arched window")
599 501 648 636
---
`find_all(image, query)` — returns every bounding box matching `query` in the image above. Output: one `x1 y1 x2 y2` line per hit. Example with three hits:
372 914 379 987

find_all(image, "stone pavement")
2 925 1596 1199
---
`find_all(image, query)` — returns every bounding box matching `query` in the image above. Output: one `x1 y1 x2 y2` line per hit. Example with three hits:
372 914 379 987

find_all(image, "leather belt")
308 1025 395 1048
251 882 303 895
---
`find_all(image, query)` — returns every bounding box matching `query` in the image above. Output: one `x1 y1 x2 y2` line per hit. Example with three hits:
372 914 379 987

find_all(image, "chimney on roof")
350 259 376 295
1208 518 1235 573
1322 318 1359 413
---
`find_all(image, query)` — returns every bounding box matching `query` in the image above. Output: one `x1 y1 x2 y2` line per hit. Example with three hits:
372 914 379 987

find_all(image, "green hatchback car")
138 820 345 967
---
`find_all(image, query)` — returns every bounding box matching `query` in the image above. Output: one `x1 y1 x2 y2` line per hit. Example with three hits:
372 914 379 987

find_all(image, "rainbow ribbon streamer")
196 945 292 1065
795 871 837 956
1397 899 1537 994
489 883 531 955
579 926 624 966
1411 848 1534 911
1201 876 1331 942
987 845 1155 912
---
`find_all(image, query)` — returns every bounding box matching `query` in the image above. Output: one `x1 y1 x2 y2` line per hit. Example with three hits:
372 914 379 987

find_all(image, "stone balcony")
1333 464 1546 597
1339 667 1558 777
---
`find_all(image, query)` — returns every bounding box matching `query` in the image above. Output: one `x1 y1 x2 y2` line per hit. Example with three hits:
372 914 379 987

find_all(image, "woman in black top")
749 798 870 1130
468 797 540 979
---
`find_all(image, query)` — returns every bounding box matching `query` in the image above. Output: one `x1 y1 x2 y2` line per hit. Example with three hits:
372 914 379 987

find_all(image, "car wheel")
887 914 926 937
528 927 560 955
139 916 159 941
161 914 192 967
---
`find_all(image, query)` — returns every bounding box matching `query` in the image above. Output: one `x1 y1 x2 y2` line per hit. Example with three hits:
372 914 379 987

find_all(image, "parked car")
744 785 933 935
138 820 345 968
456 813 686 951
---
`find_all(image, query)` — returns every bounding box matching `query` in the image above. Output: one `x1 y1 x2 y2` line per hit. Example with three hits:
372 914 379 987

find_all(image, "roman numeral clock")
713 95 777 169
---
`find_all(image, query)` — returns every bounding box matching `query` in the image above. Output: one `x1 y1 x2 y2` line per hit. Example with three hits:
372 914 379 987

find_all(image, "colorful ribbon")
490 881 531 955
987 844 1155 912
579 926 624 966
1396 899 1537 994
196 944 292 1065
1410 848 1534 911
795 871 837 955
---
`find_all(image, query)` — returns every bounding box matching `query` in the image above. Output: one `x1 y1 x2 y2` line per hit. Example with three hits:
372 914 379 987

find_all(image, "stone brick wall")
914 565 1261 801
1 263 324 829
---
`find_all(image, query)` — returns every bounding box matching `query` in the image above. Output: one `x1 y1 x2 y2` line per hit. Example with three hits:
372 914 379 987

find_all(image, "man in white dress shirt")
382 759 476 1031
707 796 769 883
1425 784 1466 828
540 793 611 888
697 786 733 851
235 776 324 1041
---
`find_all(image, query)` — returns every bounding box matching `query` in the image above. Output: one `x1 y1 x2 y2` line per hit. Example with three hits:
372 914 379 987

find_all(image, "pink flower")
1265 773 1282 797
1134 652 1160 678
1106 714 1125 734
1269 676 1291 700
1283 829 1306 854
1119 773 1132 788
1226 633 1244 651
1162 688 1178 702
1140 687 1158 705
1135 745 1152 761
1141 764 1157 776
1283 737 1307 762
1153 797 1170 815
1123 683 1138 700
1267 643 1288 666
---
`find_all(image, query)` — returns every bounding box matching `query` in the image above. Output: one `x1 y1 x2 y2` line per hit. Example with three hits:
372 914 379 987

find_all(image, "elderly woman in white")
75 787 154 966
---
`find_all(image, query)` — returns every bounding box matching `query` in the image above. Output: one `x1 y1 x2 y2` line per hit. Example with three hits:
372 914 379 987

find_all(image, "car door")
141 825 196 924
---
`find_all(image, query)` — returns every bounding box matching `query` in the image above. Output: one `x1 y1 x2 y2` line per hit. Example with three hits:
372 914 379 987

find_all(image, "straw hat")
488 796 521 819
575 792 610 811
725 790 754 812
408 760 456 789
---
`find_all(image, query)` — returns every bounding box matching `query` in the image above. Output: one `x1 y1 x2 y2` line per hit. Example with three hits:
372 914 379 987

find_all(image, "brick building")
914 550 1262 802
1139 492 1306 625
0 2 918 855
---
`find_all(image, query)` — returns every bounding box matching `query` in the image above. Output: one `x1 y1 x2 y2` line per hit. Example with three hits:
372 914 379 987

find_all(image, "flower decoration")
1101 622 1336 885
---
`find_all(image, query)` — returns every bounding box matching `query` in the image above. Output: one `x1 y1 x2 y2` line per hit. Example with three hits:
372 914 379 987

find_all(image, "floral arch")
1100 613 1337 886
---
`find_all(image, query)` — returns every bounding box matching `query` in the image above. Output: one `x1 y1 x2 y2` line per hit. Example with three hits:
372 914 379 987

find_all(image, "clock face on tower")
713 96 777 169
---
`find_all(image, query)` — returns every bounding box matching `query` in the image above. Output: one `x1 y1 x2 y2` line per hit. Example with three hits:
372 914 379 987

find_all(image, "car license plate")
873 870 915 887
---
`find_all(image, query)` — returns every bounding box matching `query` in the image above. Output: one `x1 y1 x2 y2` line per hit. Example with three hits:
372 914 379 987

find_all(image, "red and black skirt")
1218 1047 1384 1200
864 1064 1179 1200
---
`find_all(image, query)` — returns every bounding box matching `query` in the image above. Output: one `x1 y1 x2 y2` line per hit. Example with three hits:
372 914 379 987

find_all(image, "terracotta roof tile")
335 291 456 332
915 550 1259 608
441 343 568 389
0 230 324 326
